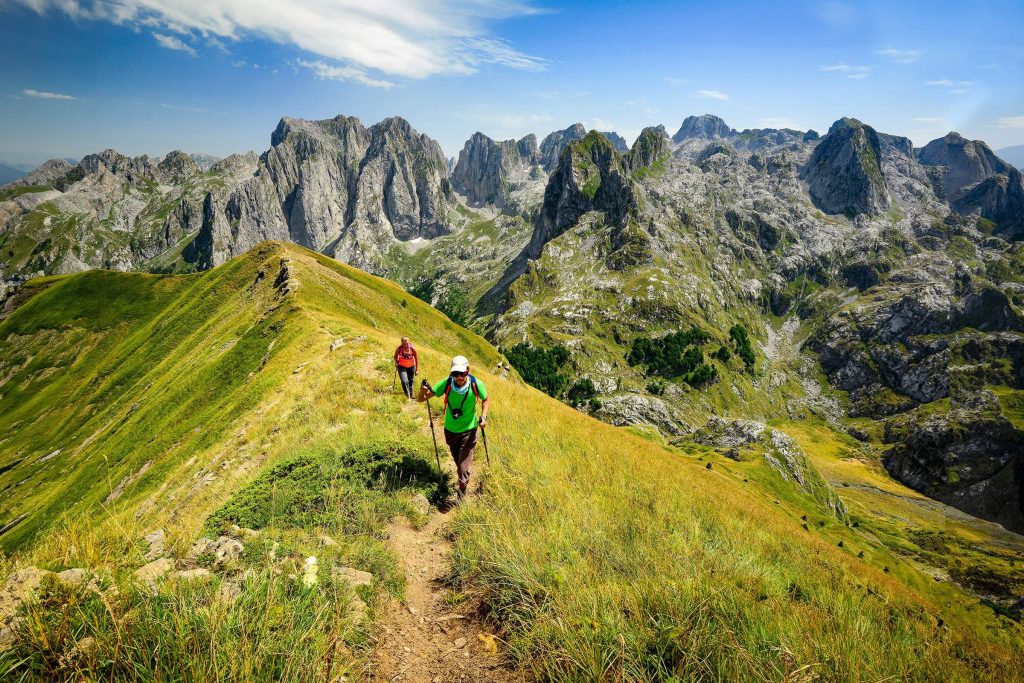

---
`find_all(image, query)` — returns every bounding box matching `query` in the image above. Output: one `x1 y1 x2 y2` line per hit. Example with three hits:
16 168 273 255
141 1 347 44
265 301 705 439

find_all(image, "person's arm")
479 396 490 425
393 347 400 365
412 347 418 375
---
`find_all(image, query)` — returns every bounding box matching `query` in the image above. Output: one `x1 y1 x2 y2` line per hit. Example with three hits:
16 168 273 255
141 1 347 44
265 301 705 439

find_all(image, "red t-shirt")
395 344 418 368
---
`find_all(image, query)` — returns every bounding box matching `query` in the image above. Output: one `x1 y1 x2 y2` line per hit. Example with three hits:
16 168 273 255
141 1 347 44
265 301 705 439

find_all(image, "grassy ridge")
0 241 1022 681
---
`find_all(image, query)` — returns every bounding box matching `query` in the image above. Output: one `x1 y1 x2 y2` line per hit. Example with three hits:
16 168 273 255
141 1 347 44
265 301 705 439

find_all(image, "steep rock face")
600 131 629 153
523 131 636 261
918 132 1015 200
539 124 587 171
883 391 1024 533
672 114 735 143
953 168 1024 240
627 125 670 171
191 115 455 272
803 117 889 216
334 117 455 269
451 132 538 209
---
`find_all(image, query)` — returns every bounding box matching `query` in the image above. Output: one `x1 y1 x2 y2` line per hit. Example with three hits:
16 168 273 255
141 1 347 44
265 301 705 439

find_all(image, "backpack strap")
443 375 481 409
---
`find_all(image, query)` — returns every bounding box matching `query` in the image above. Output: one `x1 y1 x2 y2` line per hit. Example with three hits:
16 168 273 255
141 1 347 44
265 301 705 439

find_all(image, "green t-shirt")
432 376 488 432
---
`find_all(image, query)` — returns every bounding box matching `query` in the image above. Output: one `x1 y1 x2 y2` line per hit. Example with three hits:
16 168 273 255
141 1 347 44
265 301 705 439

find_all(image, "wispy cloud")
585 118 616 132
152 32 196 55
472 111 555 131
926 78 971 95
694 89 729 101
22 88 76 100
298 59 395 89
877 47 922 64
819 63 871 79
13 0 545 84
994 116 1024 129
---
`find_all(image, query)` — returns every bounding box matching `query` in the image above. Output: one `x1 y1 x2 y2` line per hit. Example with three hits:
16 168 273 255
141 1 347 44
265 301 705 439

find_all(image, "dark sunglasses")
451 371 469 378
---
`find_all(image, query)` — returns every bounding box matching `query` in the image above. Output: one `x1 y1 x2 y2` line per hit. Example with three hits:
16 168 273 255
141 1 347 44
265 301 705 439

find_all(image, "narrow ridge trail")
367 397 520 683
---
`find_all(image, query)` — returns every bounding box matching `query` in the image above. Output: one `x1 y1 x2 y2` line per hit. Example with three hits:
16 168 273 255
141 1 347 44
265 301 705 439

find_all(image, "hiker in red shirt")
394 336 419 399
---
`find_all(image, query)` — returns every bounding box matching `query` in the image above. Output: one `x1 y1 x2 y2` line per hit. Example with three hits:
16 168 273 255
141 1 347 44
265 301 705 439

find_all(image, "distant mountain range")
2 112 1023 539
998 144 1024 170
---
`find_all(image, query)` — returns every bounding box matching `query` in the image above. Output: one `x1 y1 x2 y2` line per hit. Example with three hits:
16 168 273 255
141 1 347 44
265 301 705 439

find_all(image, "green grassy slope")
0 242 1021 681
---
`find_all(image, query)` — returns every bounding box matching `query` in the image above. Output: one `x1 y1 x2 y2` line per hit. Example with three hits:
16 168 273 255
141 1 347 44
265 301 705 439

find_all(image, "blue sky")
1 0 1022 166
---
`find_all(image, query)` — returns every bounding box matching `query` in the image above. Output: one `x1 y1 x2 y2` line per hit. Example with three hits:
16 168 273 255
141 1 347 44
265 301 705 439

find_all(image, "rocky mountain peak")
672 114 735 143
803 117 889 216
158 150 200 177
918 131 1013 200
539 123 587 171
517 134 539 162
5 158 71 188
600 131 629 153
523 130 635 261
627 125 670 171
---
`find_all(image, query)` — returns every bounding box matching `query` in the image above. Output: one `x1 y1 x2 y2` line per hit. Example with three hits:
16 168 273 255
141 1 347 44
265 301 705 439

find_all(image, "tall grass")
449 376 1024 681
1 242 1022 682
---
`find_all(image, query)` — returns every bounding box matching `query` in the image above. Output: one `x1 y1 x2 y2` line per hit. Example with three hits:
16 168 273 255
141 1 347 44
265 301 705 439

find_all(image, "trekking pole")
480 423 491 465
422 380 442 476
393 366 398 394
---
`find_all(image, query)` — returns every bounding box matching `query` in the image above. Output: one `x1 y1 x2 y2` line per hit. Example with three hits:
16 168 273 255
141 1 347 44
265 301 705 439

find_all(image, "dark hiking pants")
398 366 415 398
444 427 477 492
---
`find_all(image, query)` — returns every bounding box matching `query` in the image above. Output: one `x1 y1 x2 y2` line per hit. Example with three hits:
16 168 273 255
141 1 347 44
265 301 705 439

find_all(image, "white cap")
450 355 469 373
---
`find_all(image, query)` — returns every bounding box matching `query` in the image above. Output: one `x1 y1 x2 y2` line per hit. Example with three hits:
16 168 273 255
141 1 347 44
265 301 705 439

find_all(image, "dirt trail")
367 449 520 682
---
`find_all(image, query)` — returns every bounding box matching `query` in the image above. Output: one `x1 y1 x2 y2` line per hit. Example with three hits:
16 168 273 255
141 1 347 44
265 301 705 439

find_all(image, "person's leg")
398 367 413 398
453 429 477 495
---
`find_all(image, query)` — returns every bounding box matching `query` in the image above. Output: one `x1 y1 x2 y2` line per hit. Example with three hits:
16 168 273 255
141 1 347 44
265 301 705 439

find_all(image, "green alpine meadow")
0 242 1021 681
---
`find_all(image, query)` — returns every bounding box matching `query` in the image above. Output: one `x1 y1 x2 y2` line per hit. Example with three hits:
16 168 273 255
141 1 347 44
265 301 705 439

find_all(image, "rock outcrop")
883 391 1024 533
672 114 735 142
803 117 889 216
451 132 540 209
627 125 670 171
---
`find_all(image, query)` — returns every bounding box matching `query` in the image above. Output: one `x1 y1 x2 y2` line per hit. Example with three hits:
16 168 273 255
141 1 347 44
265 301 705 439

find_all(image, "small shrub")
567 378 597 404
729 324 756 370
646 378 666 395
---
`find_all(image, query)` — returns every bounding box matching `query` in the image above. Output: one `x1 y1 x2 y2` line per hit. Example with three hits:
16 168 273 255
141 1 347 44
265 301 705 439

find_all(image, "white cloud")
21 88 76 100
694 89 729 101
152 32 196 55
819 63 871 79
877 47 922 63
994 116 1024 128
297 59 395 89
14 0 544 83
926 78 972 95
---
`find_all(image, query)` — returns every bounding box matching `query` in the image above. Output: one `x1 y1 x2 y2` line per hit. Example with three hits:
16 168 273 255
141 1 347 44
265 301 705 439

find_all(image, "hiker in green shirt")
418 355 489 498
